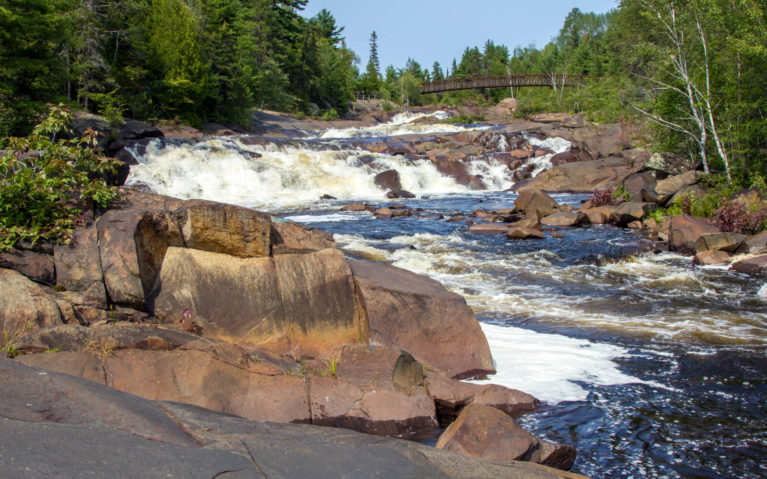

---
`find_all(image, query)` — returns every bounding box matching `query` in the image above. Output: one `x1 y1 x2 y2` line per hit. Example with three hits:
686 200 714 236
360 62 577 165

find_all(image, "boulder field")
0 188 580 476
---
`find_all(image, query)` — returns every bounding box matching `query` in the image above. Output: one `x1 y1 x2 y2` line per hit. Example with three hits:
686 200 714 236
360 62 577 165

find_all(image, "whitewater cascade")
125 114 570 210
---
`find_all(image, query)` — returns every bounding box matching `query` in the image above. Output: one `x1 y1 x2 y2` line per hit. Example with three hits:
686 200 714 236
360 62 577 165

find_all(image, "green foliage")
612 184 632 203
88 90 126 126
323 357 339 378
1 330 19 358
0 104 120 250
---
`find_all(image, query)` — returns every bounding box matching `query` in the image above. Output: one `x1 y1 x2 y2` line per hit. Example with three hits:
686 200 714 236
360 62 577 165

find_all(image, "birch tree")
628 0 732 181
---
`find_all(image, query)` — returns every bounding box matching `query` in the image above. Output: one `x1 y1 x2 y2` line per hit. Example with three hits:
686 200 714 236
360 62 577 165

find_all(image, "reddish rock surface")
349 259 494 379
435 403 576 470
514 189 559 217
0 268 62 337
668 215 721 254
731 255 767 275
541 212 590 227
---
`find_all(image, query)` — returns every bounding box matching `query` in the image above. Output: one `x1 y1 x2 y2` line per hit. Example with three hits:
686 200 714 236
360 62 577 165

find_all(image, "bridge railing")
420 74 587 94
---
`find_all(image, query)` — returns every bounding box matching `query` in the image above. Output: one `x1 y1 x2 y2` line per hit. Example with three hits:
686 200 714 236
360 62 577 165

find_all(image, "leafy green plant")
321 108 339 120
0 104 120 250
1 330 19 358
323 357 339 378
612 184 632 203
87 90 126 126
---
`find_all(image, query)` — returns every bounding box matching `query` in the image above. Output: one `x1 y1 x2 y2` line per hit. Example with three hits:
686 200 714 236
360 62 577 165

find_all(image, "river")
125 113 767 478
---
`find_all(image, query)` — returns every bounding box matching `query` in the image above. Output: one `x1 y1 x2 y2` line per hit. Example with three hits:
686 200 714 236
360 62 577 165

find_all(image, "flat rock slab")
161 401 584 479
0 359 198 446
468 224 512 234
1 358 585 479
0 416 259 479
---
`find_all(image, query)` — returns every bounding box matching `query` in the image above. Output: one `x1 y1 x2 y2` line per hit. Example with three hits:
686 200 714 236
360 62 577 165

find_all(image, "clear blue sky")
302 1 618 72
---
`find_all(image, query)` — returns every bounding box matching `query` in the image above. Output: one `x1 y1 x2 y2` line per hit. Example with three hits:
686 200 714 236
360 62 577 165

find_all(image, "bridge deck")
420 74 585 94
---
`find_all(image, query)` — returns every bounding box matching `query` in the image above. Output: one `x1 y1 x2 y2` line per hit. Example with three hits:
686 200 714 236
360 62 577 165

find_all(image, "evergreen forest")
1 0 765 184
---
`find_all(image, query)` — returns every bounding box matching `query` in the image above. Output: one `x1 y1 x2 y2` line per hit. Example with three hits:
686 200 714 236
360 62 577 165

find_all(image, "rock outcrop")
0 188 577 472
0 358 586 479
349 259 494 379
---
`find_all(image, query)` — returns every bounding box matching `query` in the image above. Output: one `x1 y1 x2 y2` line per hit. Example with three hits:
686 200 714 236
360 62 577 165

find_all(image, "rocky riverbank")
0 187 582 477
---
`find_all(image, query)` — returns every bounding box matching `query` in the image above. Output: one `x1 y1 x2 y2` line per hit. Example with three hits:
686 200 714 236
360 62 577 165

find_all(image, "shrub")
0 104 120 250
591 188 616 207
712 200 767 235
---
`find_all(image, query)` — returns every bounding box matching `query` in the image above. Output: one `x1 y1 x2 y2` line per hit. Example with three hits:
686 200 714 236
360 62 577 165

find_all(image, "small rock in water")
507 228 544 240
320 194 336 200
386 189 415 199
341 203 372 212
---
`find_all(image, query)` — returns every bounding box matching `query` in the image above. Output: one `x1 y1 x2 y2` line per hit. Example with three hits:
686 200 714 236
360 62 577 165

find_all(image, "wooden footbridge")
420 74 586 94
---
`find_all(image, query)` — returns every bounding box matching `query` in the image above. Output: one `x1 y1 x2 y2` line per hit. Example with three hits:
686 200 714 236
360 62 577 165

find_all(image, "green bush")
0 104 120 250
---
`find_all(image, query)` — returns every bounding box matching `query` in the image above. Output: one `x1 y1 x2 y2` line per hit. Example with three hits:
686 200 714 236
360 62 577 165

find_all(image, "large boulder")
693 250 731 266
97 209 147 309
436 403 537 461
0 249 54 285
622 170 656 202
20 348 311 424
175 200 272 257
668 215 721 254
120 119 164 140
744 230 767 255
349 260 494 379
435 403 577 470
609 202 654 226
519 157 636 193
514 189 559 217
731 255 767 275
468 224 512 234
54 225 107 308
270 219 336 254
694 233 746 253
507 227 545 240
424 370 539 425
642 170 701 205
0 268 62 338
570 123 623 159
374 169 403 191
581 206 618 225
151 247 366 358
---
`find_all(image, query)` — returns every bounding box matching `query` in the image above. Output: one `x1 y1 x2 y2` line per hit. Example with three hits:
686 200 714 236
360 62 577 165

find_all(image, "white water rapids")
126 112 569 210
125 112 703 405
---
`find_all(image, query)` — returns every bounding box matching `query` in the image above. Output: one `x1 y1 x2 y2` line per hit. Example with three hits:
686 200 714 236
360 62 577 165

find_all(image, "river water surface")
126 114 767 478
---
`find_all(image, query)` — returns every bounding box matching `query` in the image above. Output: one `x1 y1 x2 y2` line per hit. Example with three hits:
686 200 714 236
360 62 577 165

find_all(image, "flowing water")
126 114 767 478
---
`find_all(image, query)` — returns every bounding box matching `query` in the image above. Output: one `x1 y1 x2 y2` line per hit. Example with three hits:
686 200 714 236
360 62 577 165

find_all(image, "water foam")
333 233 767 346
317 110 486 139
525 135 572 177
473 323 661 403
126 139 469 210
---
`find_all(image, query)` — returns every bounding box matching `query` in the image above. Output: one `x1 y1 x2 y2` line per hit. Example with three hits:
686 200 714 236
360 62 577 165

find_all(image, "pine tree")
361 30 381 95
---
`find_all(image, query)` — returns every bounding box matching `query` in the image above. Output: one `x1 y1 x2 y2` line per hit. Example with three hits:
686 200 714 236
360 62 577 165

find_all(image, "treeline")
369 1 766 185
0 0 357 134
